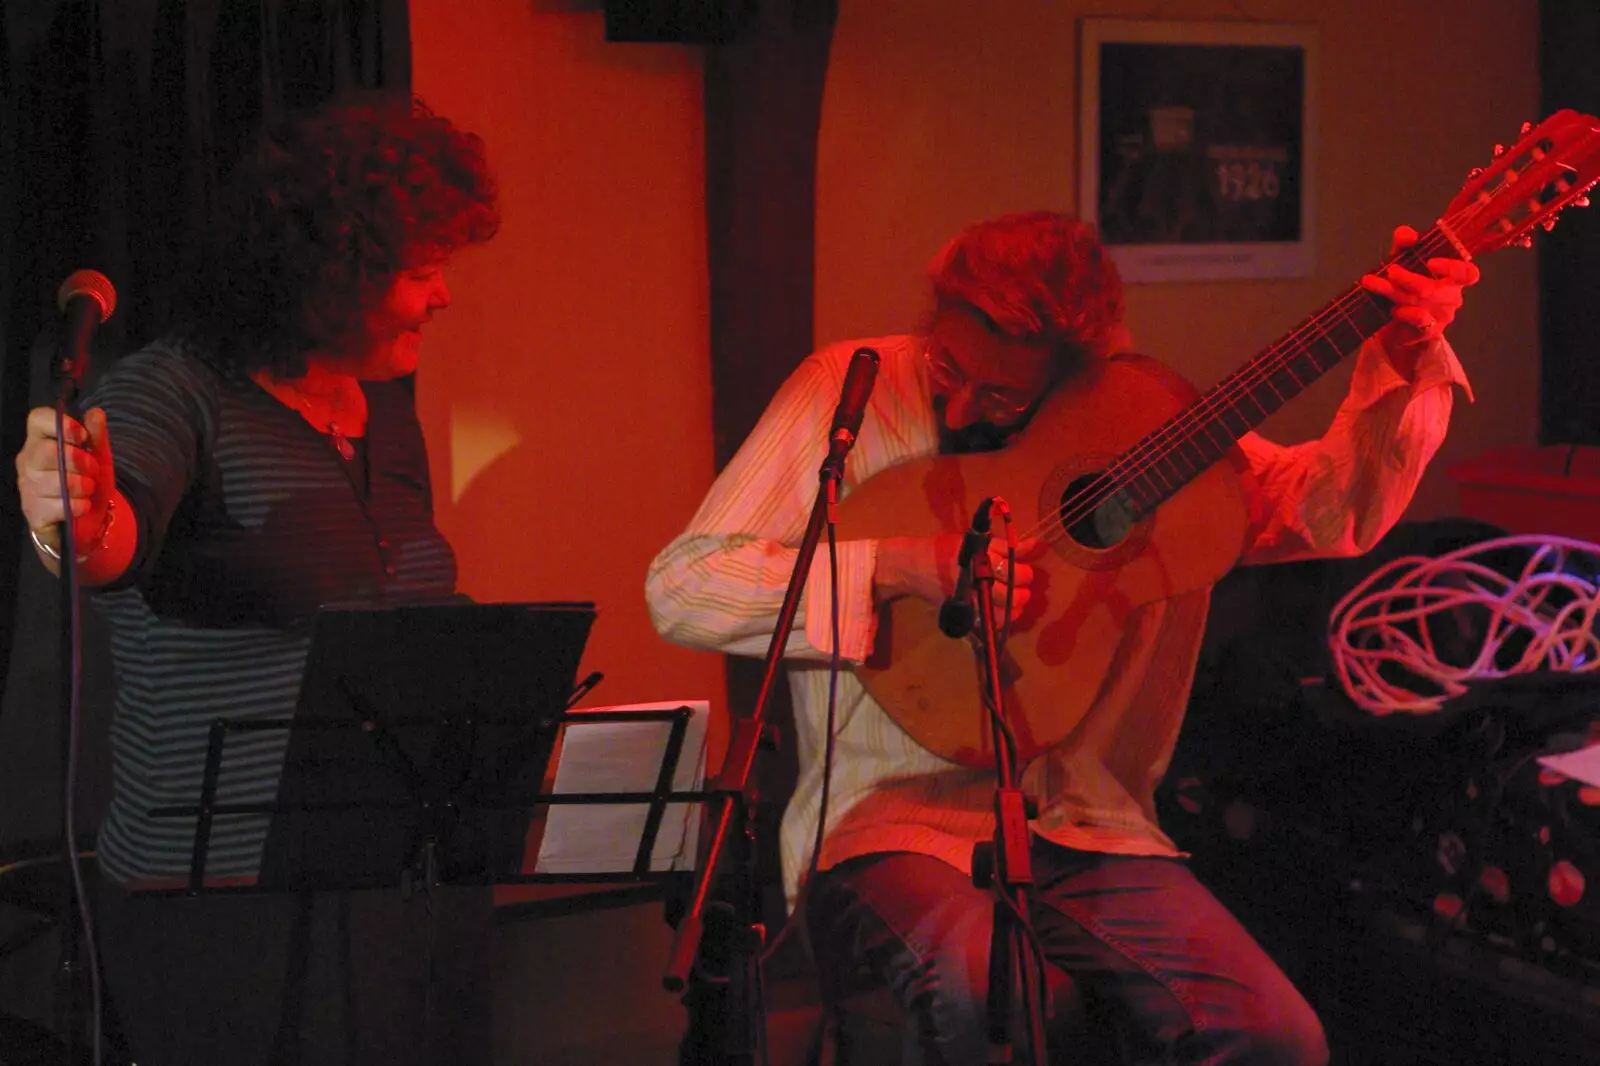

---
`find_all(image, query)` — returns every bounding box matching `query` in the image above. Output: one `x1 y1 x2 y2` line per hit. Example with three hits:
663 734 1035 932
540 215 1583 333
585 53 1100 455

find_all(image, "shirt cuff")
1354 335 1475 410
801 538 879 661
1412 337 1474 402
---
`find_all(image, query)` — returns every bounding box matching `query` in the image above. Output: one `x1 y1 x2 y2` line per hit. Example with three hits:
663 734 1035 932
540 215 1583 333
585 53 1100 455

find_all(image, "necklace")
279 380 357 461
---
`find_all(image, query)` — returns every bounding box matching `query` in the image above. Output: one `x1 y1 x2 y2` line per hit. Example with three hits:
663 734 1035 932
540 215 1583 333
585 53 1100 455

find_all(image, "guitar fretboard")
1109 239 1443 521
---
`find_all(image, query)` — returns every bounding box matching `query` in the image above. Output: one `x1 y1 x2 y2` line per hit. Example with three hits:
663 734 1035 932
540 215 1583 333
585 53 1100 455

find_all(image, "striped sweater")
86 342 456 885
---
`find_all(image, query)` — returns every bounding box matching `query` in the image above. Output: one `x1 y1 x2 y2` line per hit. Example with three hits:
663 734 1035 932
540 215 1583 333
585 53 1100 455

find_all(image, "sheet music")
533 700 709 875
1538 742 1600 789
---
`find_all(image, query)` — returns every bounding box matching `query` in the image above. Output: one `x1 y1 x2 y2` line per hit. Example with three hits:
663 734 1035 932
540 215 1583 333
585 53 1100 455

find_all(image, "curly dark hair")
180 92 500 378
927 211 1125 377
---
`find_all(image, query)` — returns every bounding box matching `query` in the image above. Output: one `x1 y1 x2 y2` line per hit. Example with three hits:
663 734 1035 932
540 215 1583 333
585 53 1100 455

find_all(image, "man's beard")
935 398 1020 455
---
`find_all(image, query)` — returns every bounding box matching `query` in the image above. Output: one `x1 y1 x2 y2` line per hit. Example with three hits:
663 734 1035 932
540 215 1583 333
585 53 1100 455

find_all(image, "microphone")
55 269 118 391
938 497 994 638
821 347 880 479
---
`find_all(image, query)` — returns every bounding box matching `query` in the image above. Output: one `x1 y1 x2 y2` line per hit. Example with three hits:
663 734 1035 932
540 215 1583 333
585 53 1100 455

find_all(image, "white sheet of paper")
1538 743 1600 789
533 700 709 875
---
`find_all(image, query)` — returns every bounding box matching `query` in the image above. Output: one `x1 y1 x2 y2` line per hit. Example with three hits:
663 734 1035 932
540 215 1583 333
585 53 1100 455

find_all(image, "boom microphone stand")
948 497 1052 1066
663 348 880 1066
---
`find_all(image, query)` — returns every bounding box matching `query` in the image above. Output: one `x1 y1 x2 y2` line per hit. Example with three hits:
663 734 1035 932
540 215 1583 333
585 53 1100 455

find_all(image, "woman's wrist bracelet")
29 497 117 564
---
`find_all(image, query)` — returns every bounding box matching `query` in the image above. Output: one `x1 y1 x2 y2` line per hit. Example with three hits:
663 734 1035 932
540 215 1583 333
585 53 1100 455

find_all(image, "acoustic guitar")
837 110 1600 769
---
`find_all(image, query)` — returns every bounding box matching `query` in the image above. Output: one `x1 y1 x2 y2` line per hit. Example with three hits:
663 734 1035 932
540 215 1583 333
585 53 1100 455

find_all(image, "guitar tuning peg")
1513 234 1535 248
1521 121 1533 135
1493 143 1507 157
1543 217 1559 232
1467 166 1486 180
1577 195 1592 208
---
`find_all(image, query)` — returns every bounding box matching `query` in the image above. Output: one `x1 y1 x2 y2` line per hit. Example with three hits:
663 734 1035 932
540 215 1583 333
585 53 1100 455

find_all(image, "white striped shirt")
646 331 1469 906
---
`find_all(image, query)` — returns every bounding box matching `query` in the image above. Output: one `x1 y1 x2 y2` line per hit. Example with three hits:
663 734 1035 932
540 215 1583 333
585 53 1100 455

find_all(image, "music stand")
141 601 720 897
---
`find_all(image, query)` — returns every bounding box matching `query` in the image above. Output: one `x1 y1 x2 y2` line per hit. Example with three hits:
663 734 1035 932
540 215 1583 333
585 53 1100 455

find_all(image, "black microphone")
939 497 994 638
55 269 118 391
821 347 880 478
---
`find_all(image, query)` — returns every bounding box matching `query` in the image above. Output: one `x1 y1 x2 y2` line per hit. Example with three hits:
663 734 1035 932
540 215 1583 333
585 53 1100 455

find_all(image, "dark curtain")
1538 0 1600 446
0 0 411 709
703 0 837 951
0 0 408 1033
705 0 837 469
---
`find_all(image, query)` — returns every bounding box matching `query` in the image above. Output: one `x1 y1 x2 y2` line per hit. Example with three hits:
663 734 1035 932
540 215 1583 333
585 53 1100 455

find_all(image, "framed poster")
1079 19 1318 282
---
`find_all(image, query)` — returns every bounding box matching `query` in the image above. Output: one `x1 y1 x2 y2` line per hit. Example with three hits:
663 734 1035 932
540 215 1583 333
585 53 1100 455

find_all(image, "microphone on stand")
939 497 994 638
55 269 118 392
821 347 880 480
44 268 118 1066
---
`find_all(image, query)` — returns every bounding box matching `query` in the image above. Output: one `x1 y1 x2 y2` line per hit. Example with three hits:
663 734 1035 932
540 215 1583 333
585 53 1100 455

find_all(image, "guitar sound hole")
1057 473 1135 550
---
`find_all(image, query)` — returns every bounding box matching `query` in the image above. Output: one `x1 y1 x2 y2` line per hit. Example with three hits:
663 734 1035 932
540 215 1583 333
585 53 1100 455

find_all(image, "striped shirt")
646 332 1469 906
87 342 456 885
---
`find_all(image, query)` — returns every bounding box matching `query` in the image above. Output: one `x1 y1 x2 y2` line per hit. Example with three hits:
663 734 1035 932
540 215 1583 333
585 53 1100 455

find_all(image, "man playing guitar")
648 209 1476 1064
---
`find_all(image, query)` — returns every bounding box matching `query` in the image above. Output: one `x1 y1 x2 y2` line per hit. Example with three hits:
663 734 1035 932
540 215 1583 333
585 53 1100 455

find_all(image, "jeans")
806 843 1328 1066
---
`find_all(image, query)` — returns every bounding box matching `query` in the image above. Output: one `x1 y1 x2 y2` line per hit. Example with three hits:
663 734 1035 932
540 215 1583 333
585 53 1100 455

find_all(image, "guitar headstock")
1440 110 1600 256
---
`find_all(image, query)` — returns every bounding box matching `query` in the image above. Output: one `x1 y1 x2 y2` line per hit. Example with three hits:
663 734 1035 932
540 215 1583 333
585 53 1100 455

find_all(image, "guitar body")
836 354 1250 767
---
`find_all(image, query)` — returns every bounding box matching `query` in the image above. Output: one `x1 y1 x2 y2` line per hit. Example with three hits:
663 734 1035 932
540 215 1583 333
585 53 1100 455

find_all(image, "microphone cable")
756 517 844 988
52 398 105 1066
971 497 1050 1028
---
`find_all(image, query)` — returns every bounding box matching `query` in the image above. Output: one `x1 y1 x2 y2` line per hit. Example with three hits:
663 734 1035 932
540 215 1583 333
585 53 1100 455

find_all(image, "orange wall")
817 0 1543 519
405 4 1541 1061
408 10 719 1058
408 0 1543 739
409 4 723 720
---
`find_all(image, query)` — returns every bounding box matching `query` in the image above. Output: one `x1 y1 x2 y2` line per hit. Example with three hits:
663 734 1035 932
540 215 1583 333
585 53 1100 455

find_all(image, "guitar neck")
1114 236 1442 521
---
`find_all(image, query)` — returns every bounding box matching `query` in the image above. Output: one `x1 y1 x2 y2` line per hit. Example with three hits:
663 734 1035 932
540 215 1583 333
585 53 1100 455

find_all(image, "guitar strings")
1021 126 1595 546
1014 230 1445 543
1015 223 1462 546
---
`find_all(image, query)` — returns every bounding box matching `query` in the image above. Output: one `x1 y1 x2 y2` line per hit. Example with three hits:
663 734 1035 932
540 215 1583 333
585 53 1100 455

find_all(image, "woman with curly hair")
15 92 499 1064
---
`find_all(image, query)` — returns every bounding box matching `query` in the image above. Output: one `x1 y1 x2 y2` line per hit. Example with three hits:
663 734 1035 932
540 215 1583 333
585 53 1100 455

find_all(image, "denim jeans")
806 843 1328 1066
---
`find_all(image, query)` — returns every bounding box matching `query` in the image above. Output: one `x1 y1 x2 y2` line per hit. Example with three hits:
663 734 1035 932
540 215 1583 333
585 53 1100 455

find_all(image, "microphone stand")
964 544 1051 1066
663 428 855 1066
45 362 105 1065
41 272 118 1065
53 370 86 1066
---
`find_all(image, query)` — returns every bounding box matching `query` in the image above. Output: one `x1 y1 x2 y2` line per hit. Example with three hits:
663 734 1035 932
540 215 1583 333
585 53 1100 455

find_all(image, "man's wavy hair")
180 92 500 378
927 211 1124 378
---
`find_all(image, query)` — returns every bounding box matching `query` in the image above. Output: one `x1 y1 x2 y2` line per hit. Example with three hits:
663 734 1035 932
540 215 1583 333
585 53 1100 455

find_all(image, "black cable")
422 878 437 1063
981 663 1021 766
994 882 1052 1028
53 399 103 1066
976 496 1051 1056
994 499 1016 659
758 517 843 977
